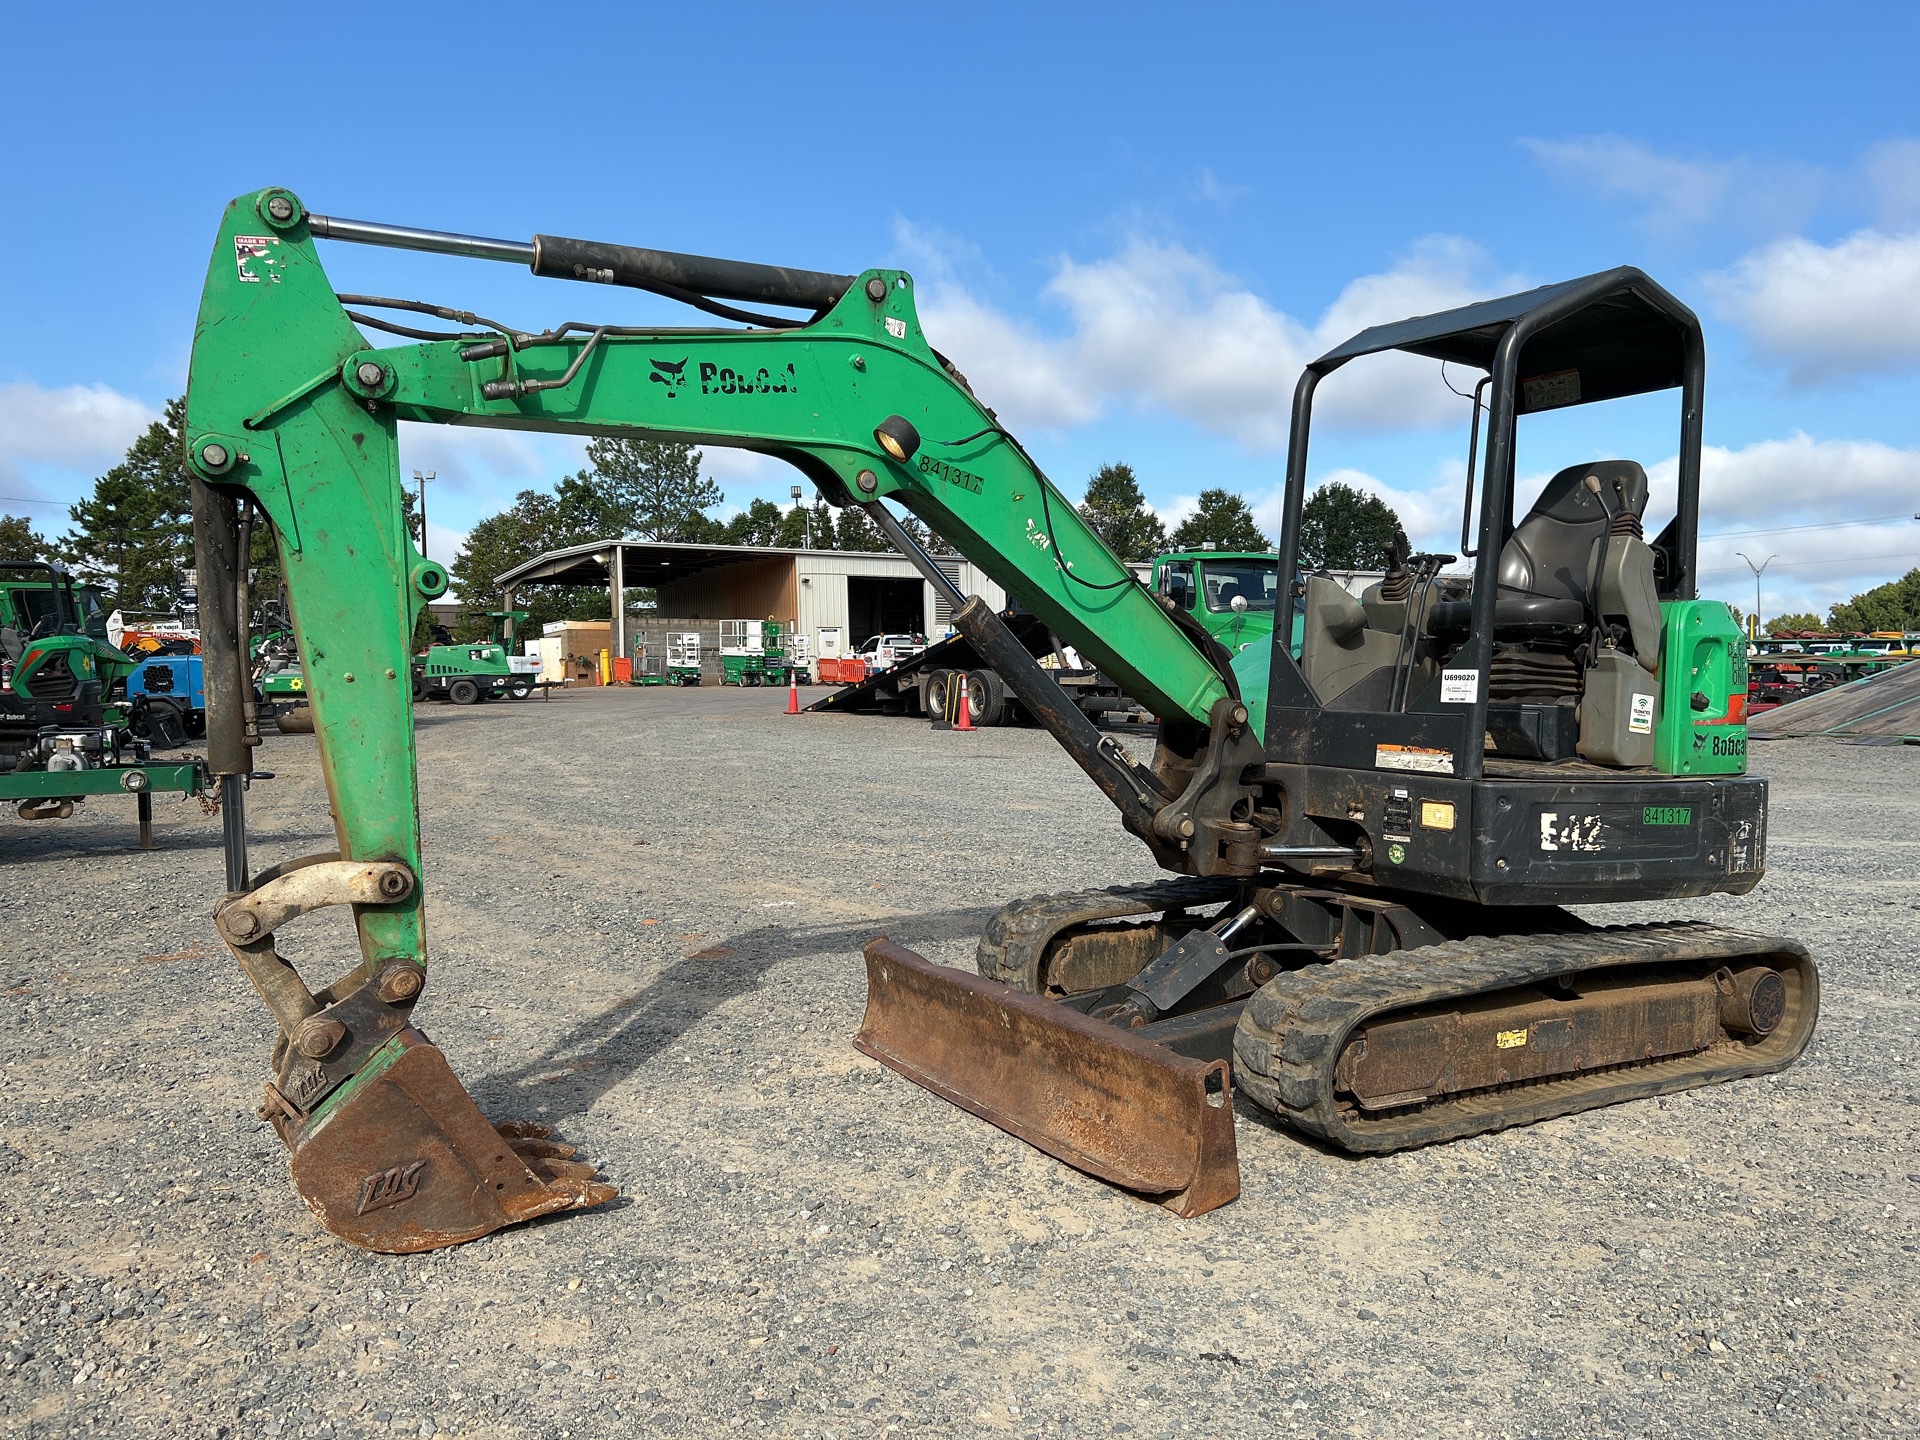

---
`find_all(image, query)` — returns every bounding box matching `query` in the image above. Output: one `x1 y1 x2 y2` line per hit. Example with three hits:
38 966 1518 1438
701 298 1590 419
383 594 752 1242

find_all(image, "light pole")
1736 552 1775 640
411 469 436 560
791 484 811 549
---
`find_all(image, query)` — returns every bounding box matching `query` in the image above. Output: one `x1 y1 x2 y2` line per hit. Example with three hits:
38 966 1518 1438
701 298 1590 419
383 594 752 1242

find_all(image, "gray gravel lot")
2 686 1916 1439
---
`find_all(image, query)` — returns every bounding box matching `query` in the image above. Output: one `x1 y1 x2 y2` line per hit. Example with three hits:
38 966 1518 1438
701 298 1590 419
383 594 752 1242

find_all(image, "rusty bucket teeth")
855 939 1240 1217
285 1028 617 1253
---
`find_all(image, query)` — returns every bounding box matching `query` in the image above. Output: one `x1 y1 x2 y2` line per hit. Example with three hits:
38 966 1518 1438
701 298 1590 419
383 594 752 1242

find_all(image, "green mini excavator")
185 189 1816 1251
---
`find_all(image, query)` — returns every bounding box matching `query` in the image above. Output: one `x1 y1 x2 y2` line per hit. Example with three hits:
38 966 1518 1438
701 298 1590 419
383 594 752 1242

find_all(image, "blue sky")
4 2 1918 620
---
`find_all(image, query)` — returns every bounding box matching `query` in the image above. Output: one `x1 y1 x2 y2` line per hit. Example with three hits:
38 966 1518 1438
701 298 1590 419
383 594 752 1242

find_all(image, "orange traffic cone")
955 678 973 732
786 677 800 715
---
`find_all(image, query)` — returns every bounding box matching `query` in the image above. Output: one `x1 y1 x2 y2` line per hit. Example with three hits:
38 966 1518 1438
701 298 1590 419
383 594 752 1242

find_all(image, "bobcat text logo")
699 362 798 396
1692 731 1747 758
355 1159 428 1215
649 358 688 396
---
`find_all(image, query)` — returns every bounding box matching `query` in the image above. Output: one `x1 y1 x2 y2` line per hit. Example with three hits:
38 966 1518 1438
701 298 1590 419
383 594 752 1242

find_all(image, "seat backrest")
1498 460 1649 605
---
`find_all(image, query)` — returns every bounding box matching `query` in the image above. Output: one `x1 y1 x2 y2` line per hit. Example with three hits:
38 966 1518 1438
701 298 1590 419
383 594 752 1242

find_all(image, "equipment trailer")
182 190 1815 1251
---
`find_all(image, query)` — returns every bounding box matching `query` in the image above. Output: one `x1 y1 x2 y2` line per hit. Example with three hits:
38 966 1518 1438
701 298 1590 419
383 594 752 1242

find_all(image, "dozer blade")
855 939 1239 1217
283 1027 617 1254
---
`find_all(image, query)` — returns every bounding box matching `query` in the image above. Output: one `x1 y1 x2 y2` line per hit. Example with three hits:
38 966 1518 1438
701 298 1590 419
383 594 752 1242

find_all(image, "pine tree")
1169 488 1270 552
1296 481 1401 570
1078 462 1167 561
583 437 723 541
65 397 194 611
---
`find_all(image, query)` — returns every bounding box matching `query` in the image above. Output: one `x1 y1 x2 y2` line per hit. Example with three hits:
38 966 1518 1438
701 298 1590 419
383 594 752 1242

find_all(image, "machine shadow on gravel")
466 906 999 1122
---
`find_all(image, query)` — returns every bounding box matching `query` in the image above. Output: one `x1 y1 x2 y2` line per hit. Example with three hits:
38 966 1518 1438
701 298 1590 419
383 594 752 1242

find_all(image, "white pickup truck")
853 633 926 672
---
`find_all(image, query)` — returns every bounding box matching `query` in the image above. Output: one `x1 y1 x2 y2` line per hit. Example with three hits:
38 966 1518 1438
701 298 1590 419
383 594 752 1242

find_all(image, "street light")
1735 551 1775 640
410 469 436 560
787 487 810 549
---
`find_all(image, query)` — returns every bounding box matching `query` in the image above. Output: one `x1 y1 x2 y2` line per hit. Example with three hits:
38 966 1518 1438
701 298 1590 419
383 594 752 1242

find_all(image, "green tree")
777 499 833 549
65 397 194 612
1296 481 1402 571
832 505 887 552
0 514 55 562
1764 611 1825 634
583 437 723 540
447 489 604 641
723 498 787 546
1827 567 1920 632
1169 488 1270 552
1078 462 1168 561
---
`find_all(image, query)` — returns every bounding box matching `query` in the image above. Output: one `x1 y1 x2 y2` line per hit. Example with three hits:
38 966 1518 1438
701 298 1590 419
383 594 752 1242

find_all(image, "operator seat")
1430 459 1650 640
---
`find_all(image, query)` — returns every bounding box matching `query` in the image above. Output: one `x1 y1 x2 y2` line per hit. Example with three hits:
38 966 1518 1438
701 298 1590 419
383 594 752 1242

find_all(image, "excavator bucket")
855 940 1239 1217
280 1028 617 1254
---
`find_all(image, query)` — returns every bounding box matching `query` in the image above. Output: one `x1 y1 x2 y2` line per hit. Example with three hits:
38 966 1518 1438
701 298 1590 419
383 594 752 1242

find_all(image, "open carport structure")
495 539 1007 660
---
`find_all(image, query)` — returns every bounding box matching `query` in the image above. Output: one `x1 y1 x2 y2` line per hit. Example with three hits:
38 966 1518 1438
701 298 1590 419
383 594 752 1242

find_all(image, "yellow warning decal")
1496 1028 1529 1049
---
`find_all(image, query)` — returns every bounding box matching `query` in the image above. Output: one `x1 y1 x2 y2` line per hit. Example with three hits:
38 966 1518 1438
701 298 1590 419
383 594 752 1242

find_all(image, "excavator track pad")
276 1027 617 1254
856 940 1239 1217
1233 921 1818 1152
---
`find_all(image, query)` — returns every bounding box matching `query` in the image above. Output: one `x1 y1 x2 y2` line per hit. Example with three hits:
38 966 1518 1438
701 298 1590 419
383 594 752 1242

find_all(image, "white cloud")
1695 433 1920 525
0 382 158 491
1194 169 1249 207
422 519 468 567
1522 135 1821 236
1706 228 1920 379
1651 434 1920 616
396 422 584 499
913 234 1507 448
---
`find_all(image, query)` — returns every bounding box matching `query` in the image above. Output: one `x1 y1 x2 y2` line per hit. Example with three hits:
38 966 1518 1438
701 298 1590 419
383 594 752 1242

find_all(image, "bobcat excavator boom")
187 190 1815 1251
186 188 1261 1250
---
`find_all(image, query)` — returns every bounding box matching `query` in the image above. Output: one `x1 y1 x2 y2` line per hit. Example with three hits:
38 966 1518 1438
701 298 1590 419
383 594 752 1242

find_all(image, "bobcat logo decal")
649 358 688 397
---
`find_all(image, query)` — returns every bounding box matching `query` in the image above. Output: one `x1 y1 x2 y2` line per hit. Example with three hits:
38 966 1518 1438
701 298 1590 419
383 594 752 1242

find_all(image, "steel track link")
1231 921 1819 1152
974 877 1242 993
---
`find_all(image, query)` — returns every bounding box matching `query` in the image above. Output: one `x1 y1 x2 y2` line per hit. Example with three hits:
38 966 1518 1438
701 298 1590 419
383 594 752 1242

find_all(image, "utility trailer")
2 752 210 849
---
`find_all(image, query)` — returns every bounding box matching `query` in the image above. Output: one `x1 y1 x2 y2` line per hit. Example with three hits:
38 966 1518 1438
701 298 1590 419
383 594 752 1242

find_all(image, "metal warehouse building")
495 540 1008 671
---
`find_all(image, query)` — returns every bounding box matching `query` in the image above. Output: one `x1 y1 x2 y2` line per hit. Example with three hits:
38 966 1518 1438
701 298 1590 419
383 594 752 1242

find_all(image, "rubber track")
975 877 1241 993
1231 921 1819 1153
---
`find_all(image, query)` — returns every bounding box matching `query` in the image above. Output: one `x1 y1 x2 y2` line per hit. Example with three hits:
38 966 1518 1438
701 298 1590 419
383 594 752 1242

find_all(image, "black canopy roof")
1314 266 1699 412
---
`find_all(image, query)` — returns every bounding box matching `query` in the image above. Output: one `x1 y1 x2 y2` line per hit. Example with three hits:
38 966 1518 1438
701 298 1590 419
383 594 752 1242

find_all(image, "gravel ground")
1 687 1916 1440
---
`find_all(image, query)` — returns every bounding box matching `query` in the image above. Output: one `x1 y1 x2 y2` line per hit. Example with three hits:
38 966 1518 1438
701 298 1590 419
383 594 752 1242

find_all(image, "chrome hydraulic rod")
306 214 535 264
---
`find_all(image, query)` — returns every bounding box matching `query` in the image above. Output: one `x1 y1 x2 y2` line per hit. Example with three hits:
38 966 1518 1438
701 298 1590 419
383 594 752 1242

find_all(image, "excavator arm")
185 189 1257 1249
